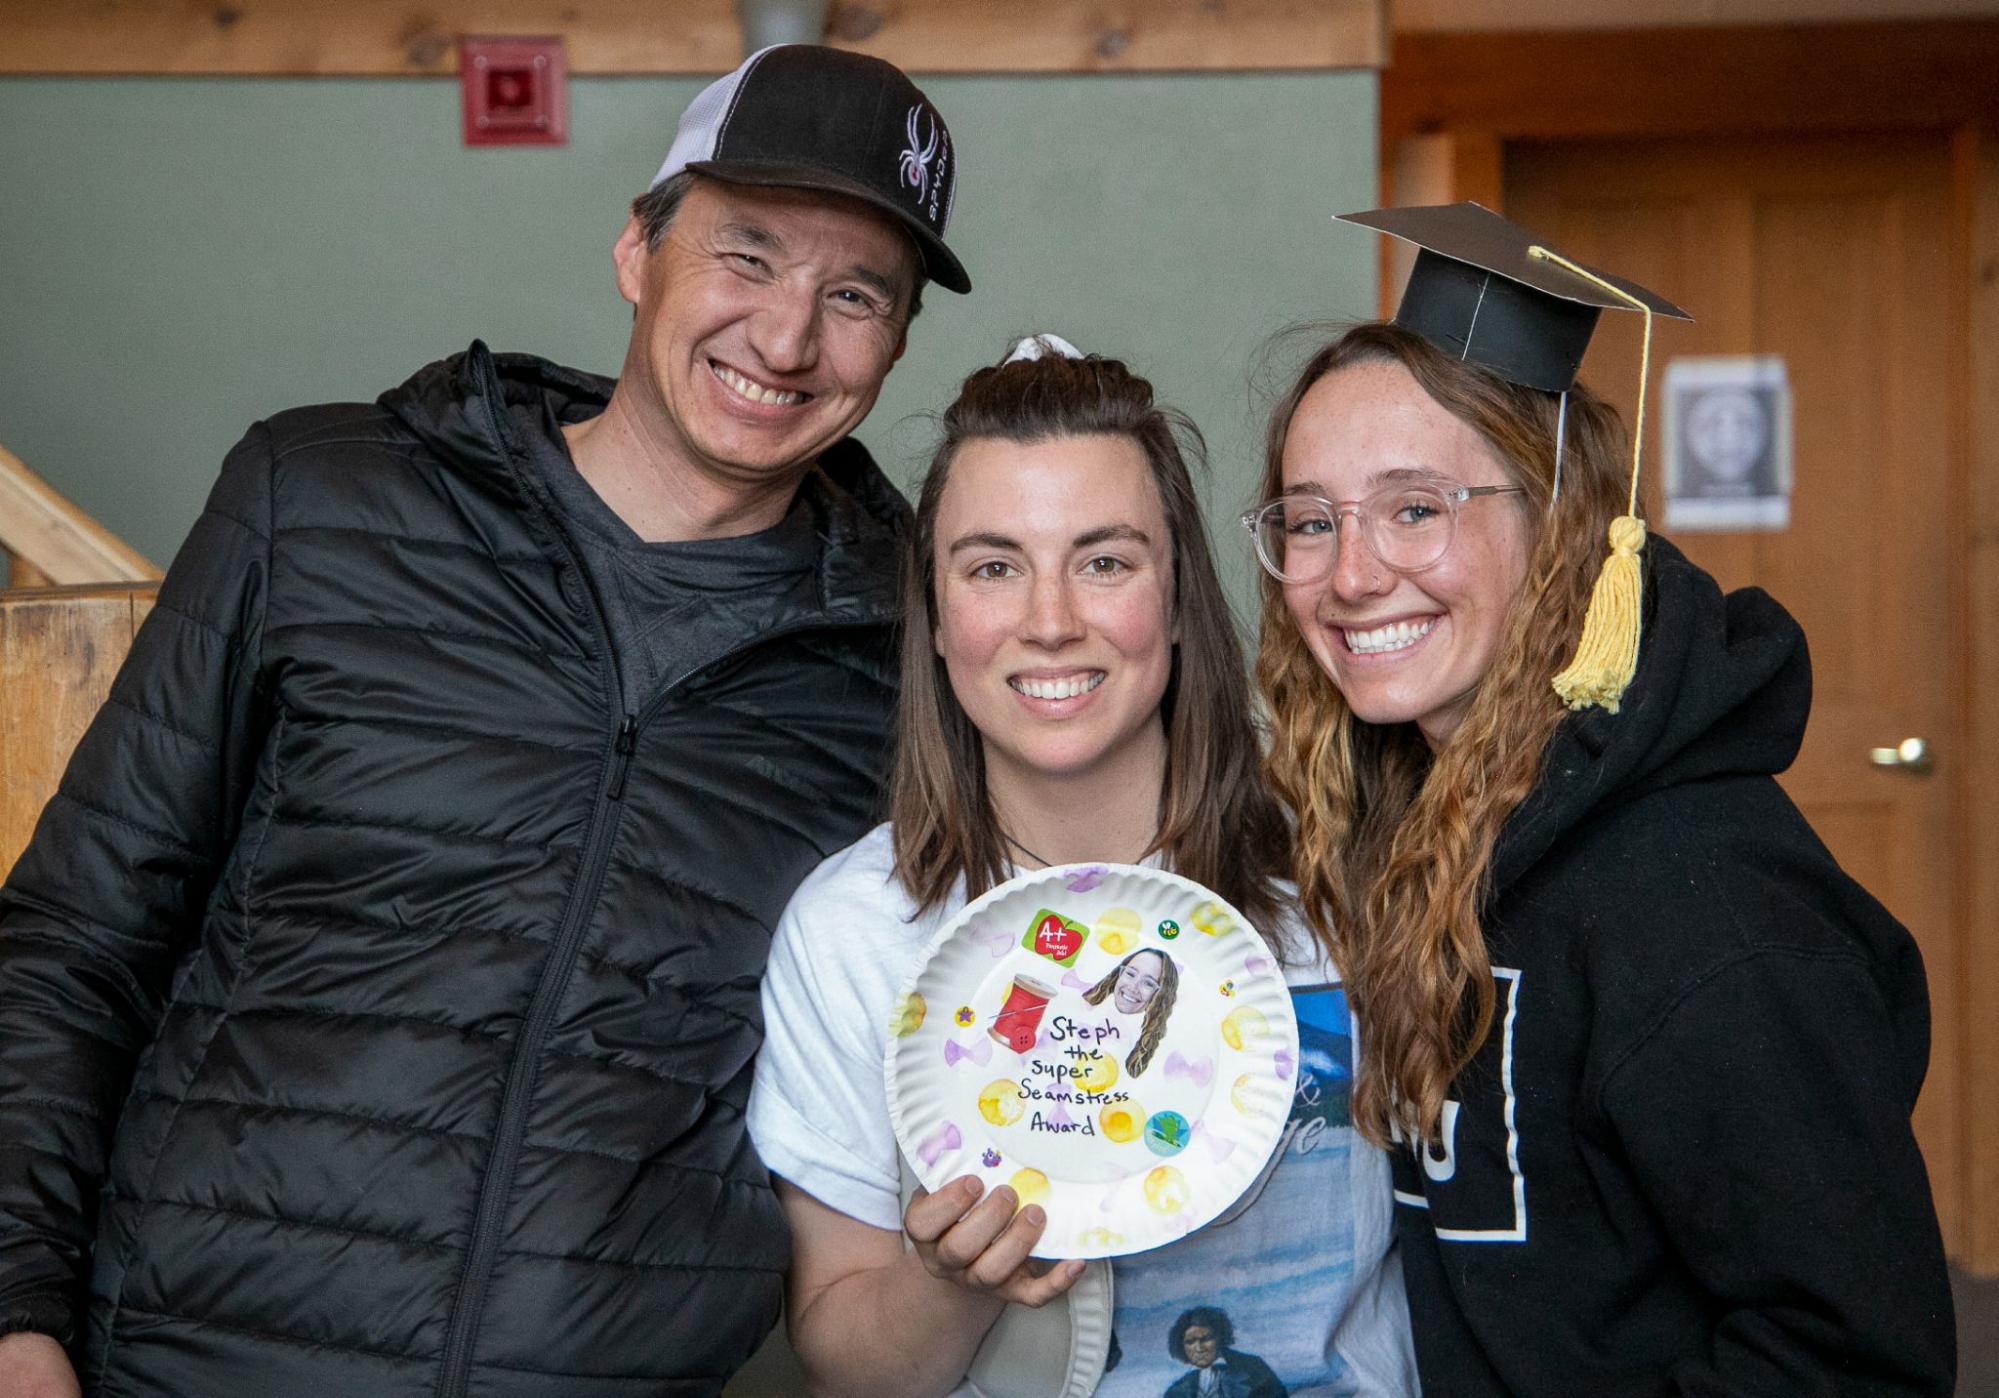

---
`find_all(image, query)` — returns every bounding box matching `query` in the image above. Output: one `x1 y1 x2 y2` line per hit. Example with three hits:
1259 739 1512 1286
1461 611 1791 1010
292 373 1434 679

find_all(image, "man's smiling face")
610 177 915 496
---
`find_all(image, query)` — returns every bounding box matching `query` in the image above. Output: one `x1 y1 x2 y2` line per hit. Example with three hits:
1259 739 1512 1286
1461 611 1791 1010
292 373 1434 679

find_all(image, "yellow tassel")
1528 243 1661 718
1552 516 1646 713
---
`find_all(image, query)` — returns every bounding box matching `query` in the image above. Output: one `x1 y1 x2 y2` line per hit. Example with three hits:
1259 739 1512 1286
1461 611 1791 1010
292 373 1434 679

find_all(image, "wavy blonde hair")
1255 323 1631 1147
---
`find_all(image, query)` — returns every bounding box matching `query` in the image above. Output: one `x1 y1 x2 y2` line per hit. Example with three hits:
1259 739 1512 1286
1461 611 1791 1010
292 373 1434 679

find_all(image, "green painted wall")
0 72 1374 614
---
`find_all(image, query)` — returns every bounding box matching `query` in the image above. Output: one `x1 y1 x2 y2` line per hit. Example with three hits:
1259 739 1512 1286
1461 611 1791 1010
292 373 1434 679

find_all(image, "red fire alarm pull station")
460 36 567 147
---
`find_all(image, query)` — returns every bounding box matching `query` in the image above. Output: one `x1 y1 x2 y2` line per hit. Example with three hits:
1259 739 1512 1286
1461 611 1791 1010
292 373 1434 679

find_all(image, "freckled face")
610 179 914 495
1112 951 1165 1014
932 433 1177 793
1279 360 1534 747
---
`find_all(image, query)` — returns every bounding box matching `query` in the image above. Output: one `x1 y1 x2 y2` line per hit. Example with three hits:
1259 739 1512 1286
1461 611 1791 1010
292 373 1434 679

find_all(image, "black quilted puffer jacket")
0 344 906 1396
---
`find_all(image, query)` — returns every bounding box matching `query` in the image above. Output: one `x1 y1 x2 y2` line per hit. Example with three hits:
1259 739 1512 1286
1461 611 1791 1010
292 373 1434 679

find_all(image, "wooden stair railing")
2 445 164 878
1 444 163 589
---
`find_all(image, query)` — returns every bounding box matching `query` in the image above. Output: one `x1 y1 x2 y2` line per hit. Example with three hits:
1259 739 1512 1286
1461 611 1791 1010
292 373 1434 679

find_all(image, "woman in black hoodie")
1242 208 1955 1398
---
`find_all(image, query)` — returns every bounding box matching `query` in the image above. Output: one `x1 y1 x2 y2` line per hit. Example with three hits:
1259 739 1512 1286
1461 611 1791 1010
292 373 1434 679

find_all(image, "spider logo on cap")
899 105 942 204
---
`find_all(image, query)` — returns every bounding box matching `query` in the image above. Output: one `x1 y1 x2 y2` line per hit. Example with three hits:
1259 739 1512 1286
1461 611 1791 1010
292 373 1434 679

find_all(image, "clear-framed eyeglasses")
1240 482 1528 584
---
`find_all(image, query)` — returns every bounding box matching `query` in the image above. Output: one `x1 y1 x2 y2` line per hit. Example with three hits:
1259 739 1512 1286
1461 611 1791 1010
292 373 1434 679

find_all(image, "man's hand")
904 1177 1086 1308
0 1332 81 1398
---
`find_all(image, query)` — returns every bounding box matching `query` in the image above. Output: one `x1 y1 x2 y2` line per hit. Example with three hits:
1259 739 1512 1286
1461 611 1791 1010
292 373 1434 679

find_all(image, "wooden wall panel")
1383 21 1999 140
0 586 156 881
1959 121 1999 1273
0 0 1385 74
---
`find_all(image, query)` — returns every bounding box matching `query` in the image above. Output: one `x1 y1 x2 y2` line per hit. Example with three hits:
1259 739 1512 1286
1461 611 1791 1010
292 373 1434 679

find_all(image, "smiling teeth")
1344 619 1435 655
713 363 806 406
1011 673 1105 700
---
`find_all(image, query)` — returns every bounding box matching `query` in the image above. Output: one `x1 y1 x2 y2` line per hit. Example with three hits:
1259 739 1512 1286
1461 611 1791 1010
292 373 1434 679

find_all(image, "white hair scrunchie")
1001 333 1085 365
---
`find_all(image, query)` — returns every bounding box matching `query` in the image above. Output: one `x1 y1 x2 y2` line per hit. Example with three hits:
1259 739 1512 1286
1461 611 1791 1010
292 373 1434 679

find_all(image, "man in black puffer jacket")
0 45 970 1398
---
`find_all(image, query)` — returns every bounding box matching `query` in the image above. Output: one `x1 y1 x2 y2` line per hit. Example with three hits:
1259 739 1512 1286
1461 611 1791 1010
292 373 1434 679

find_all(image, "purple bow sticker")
1164 1051 1213 1089
971 922 1013 958
943 1037 993 1069
918 1121 962 1168
1061 969 1095 992
1062 866 1109 892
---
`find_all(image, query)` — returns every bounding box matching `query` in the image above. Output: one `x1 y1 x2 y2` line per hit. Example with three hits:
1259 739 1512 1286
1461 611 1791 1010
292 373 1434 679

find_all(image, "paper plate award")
886 864 1299 1260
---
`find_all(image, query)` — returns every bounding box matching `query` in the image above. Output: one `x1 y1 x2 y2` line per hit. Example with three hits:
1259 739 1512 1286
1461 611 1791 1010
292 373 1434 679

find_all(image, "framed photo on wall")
1661 355 1793 532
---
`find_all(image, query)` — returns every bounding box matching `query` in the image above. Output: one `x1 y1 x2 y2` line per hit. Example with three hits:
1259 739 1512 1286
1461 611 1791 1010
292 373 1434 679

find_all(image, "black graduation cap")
1339 202 1692 393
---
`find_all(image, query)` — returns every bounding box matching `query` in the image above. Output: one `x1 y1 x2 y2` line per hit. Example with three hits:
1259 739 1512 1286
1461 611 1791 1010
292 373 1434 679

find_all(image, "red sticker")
1021 908 1089 966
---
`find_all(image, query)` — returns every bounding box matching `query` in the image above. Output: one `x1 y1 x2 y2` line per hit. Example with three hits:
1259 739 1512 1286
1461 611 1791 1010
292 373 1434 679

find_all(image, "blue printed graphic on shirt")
1098 983 1363 1397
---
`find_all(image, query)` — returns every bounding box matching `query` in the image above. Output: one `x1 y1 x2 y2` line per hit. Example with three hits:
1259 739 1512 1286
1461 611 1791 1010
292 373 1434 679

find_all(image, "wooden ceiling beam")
0 0 1385 76
1384 20 1999 140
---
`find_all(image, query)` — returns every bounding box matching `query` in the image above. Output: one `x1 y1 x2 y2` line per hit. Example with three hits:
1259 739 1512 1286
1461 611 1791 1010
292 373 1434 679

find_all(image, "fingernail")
1022 1205 1044 1226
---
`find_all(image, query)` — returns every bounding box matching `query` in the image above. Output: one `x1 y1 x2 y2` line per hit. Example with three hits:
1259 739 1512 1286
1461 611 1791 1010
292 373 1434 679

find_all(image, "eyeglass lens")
1256 486 1458 582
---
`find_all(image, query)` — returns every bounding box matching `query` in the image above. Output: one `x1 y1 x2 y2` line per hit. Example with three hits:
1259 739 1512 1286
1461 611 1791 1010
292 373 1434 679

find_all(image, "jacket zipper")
437 382 644 1397
431 614 887 1393
607 716 638 801
437 370 894 1394
434 704 635 1397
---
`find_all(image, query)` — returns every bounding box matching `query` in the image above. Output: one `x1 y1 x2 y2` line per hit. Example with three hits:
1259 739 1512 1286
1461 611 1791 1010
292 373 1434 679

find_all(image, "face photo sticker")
1082 949 1181 1077
1112 953 1165 1014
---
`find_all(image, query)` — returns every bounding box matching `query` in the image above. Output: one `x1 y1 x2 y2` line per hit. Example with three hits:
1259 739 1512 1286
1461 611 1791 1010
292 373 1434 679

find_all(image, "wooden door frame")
1380 19 1999 1275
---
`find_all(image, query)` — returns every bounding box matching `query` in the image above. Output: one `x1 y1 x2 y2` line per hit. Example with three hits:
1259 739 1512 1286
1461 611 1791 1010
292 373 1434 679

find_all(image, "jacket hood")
1491 536 1812 894
377 341 909 620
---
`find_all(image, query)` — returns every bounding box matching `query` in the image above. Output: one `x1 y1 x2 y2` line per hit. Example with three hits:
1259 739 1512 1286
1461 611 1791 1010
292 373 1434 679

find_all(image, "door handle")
1868 737 1933 773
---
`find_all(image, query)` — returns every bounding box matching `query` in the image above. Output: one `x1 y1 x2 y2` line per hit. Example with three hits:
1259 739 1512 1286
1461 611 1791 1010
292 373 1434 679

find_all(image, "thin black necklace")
1002 831 1055 870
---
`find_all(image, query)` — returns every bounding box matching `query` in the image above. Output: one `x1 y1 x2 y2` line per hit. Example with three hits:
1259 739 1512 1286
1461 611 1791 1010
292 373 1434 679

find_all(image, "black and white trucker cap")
651 45 970 294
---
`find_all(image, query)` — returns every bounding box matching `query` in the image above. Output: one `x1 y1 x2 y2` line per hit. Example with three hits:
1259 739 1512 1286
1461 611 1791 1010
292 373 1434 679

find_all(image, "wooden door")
1506 133 1964 1252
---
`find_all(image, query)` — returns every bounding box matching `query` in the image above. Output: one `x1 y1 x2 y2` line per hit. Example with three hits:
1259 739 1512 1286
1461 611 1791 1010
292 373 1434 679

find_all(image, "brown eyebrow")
1372 466 1444 486
948 531 1020 555
1074 524 1154 549
716 221 783 252
845 263 901 303
1284 467 1443 498
718 223 902 306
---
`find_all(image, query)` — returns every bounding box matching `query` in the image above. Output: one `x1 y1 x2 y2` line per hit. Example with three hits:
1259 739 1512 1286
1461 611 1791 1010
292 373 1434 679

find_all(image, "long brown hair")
1081 948 1181 1077
1255 322 1630 1146
891 351 1287 935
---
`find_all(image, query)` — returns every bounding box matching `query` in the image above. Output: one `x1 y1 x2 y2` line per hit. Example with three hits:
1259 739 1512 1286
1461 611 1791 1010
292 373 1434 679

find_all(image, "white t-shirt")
748 824 1417 1397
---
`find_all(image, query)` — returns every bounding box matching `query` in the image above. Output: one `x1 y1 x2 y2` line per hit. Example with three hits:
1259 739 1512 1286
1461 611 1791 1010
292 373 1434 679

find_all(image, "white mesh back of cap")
649 46 780 189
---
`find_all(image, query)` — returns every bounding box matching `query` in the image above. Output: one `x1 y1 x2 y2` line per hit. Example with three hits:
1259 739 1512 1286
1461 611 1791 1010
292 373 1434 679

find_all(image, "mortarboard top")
1339 202 1692 394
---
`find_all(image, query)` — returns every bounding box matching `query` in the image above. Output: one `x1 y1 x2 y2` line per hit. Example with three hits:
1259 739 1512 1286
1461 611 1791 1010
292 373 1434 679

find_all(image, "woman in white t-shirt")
747 338 1416 1398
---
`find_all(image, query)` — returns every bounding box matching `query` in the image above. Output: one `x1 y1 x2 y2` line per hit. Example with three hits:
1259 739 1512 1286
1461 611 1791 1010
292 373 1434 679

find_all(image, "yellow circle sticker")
889 992 927 1037
1143 1165 1189 1214
1099 1102 1144 1143
977 1079 1025 1127
1009 1167 1052 1210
